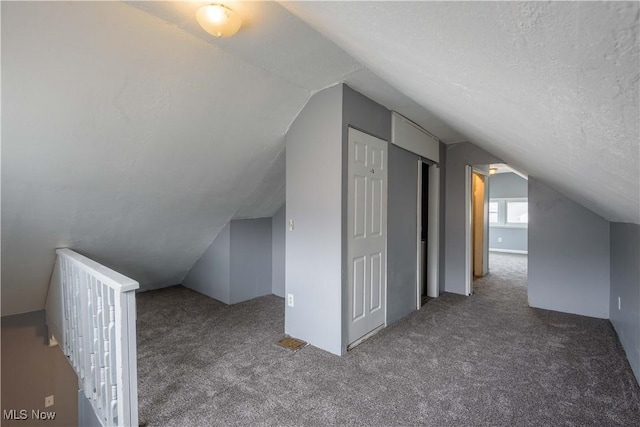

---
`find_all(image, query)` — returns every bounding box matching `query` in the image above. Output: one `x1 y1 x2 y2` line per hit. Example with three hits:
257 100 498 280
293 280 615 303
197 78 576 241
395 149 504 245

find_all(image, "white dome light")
196 4 242 38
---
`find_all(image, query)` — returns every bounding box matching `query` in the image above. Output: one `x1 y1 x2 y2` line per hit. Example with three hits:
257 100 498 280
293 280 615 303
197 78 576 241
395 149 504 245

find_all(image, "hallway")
474 252 527 295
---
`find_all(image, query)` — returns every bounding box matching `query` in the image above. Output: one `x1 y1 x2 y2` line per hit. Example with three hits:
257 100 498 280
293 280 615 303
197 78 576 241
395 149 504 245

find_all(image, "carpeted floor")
136 253 640 426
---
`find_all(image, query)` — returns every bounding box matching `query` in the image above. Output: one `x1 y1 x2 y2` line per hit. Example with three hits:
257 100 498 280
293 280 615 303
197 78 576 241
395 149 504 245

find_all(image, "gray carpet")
136 253 640 426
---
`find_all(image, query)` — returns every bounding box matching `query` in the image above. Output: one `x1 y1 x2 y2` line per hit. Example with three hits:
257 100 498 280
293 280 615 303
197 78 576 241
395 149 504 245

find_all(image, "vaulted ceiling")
2 1 637 316
282 1 639 224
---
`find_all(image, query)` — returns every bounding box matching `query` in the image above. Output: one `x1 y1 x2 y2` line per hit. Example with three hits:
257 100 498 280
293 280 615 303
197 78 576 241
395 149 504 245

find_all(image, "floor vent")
276 336 308 352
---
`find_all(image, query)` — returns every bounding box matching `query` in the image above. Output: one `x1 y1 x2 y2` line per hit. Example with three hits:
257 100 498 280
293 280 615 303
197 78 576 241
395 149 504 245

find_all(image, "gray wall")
490 172 528 198
285 84 344 355
183 218 273 305
229 218 273 304
444 142 501 295
1 311 78 427
271 205 286 298
387 145 419 324
1 2 306 314
609 222 640 382
528 178 610 319
78 391 102 427
489 172 528 253
284 84 394 355
183 223 231 303
489 227 528 253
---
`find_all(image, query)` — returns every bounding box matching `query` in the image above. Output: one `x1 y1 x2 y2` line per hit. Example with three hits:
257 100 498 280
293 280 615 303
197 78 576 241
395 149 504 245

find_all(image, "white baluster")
99 366 106 415
111 385 118 425
55 249 139 426
71 264 80 370
108 288 117 423
85 274 94 399
75 266 82 374
62 258 71 355
94 282 102 408
89 353 96 401
104 363 110 421
67 259 74 360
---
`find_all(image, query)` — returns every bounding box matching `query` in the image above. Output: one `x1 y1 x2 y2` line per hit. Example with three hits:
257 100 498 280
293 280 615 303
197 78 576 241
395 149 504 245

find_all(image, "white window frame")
489 201 499 224
489 197 528 229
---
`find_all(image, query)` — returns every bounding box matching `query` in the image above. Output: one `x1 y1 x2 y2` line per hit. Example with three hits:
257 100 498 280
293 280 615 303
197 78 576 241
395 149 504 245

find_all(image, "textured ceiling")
124 1 466 143
1 1 462 315
1 1 304 314
282 1 640 224
2 1 637 315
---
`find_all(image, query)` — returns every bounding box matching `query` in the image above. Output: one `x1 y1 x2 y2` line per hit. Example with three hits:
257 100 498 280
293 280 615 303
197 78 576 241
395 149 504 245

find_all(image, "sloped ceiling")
1 1 461 315
283 1 640 224
2 1 637 316
1 1 305 314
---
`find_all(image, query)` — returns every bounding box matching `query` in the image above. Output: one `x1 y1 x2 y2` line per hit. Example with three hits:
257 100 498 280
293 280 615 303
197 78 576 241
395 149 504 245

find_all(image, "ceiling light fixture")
196 3 242 38
489 167 498 175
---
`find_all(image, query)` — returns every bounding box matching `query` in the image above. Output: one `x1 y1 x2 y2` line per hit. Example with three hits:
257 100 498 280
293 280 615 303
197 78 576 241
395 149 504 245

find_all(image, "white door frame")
427 164 440 299
465 165 491 296
416 160 440 309
416 161 423 308
482 174 490 275
464 165 473 296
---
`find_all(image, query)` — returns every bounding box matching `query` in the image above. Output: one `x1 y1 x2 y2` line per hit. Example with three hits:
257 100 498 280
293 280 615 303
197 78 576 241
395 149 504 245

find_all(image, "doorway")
464 165 490 296
472 170 489 278
465 164 529 297
486 164 529 289
419 161 429 306
417 161 440 308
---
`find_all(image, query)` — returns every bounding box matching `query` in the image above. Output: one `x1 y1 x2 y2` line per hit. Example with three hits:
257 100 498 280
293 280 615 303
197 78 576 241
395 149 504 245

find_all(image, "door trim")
427 164 440 298
416 160 423 309
416 161 441 309
465 165 473 296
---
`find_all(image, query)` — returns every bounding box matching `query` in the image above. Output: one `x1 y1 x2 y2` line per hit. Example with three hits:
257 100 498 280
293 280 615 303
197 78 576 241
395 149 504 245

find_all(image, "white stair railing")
46 248 139 427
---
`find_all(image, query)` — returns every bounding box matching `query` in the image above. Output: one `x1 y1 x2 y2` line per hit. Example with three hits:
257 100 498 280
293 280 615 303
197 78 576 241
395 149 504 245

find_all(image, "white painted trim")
472 166 490 176
52 249 139 427
490 249 528 254
490 224 528 230
391 112 440 163
55 248 139 292
416 160 423 310
464 165 473 296
427 164 439 298
482 174 490 276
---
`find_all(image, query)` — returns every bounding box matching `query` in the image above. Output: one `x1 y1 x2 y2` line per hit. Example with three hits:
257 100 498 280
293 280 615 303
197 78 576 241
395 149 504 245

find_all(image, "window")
489 202 499 224
489 198 527 227
507 201 528 224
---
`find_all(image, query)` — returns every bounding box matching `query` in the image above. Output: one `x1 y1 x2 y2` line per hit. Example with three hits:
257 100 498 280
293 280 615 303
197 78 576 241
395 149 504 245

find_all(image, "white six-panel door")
347 127 387 346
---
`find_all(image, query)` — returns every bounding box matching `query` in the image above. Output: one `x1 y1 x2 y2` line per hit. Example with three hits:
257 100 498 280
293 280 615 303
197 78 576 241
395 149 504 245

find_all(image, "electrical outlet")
45 395 54 408
288 220 294 231
287 293 294 307
618 297 621 310
497 237 503 243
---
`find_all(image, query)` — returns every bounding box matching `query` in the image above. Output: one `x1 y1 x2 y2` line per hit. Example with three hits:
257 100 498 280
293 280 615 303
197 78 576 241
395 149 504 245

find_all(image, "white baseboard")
489 248 528 255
